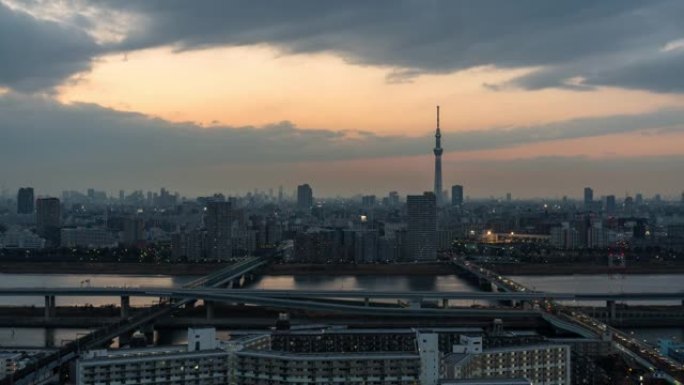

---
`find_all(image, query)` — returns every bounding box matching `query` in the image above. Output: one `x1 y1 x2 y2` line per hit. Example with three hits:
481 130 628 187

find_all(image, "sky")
1 0 684 199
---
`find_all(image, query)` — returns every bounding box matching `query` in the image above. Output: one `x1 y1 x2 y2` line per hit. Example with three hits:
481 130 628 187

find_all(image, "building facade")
444 342 571 385
17 187 34 214
297 184 313 211
451 185 464 206
406 192 437 261
205 201 234 261
36 197 61 247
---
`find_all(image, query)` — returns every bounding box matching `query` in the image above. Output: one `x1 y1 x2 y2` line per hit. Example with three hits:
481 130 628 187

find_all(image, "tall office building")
605 195 616 214
406 192 437 261
451 185 463 206
17 187 34 214
583 187 593 209
433 106 444 205
122 217 145 245
297 184 313 210
205 201 234 261
36 197 61 246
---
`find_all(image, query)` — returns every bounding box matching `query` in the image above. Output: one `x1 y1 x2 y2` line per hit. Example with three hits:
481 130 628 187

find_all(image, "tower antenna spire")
433 105 443 205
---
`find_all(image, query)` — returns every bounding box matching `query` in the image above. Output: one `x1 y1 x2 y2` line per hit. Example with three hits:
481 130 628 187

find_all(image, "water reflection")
251 274 475 292
0 273 196 307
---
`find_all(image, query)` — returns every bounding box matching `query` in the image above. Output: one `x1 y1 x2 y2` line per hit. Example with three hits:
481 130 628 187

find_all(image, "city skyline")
2 1 684 197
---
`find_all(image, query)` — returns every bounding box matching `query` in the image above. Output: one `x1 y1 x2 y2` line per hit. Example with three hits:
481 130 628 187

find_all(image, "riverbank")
263 263 449 276
0 262 221 276
486 261 684 275
2 260 684 276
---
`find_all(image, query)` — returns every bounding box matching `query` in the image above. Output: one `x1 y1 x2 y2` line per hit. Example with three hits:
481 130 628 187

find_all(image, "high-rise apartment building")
605 195 616 214
36 197 61 246
296 184 313 210
451 185 464 206
406 192 437 261
205 201 234 261
122 217 145 245
583 187 593 210
17 187 34 214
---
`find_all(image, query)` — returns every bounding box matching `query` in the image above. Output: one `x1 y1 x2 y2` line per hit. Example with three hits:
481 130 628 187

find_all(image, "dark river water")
0 272 681 348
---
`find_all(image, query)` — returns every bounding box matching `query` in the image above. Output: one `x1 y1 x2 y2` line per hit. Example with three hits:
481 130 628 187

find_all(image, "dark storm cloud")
0 2 100 92
98 0 684 93
1 93 682 173
2 0 684 93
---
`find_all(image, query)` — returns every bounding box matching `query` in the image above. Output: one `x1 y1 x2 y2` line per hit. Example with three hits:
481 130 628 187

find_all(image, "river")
0 272 681 348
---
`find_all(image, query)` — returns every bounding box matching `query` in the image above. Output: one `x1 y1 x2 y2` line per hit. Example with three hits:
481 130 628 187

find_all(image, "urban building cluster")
1 107 683 263
1 183 684 264
74 324 607 385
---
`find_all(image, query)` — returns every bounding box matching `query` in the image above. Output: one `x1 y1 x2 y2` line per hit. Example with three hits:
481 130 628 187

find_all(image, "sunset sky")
2 1 684 198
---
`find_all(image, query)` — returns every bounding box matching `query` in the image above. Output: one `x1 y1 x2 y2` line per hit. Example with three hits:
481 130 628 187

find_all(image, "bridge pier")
206 301 215 320
364 297 370 307
142 324 155 346
120 295 130 318
409 298 422 309
119 330 133 347
442 298 448 308
478 278 493 291
44 295 55 319
45 328 55 348
607 300 616 321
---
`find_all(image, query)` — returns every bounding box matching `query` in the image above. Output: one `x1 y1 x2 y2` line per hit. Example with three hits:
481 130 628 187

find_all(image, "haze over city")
2 1 684 198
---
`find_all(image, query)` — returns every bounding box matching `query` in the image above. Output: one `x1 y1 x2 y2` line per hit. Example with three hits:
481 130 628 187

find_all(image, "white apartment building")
75 328 269 385
234 350 422 385
443 338 571 385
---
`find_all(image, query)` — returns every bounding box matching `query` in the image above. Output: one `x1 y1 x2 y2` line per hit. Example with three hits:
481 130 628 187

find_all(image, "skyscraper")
36 197 61 246
451 185 464 206
605 195 616 214
583 187 593 209
205 201 234 261
297 184 313 210
433 106 443 205
406 192 437 261
17 187 34 214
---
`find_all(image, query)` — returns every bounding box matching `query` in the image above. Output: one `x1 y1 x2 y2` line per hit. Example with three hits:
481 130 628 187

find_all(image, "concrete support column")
364 297 370 307
120 296 130 318
442 298 448 308
44 295 55 319
142 325 155 345
45 328 55 348
607 300 616 321
206 301 215 320
119 330 133 347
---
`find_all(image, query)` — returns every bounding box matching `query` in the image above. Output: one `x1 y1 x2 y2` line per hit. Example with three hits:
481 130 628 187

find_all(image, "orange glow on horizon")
57 45 684 135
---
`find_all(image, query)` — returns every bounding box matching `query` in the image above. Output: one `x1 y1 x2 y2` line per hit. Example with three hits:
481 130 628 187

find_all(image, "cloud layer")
1 92 683 195
3 1 684 93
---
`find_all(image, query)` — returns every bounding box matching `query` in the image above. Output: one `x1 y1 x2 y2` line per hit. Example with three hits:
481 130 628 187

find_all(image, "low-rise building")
443 339 571 385
60 227 117 248
76 328 269 385
234 350 422 385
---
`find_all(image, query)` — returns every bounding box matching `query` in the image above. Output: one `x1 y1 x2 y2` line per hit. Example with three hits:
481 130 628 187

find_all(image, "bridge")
2 287 683 302
1 257 267 385
453 258 684 384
